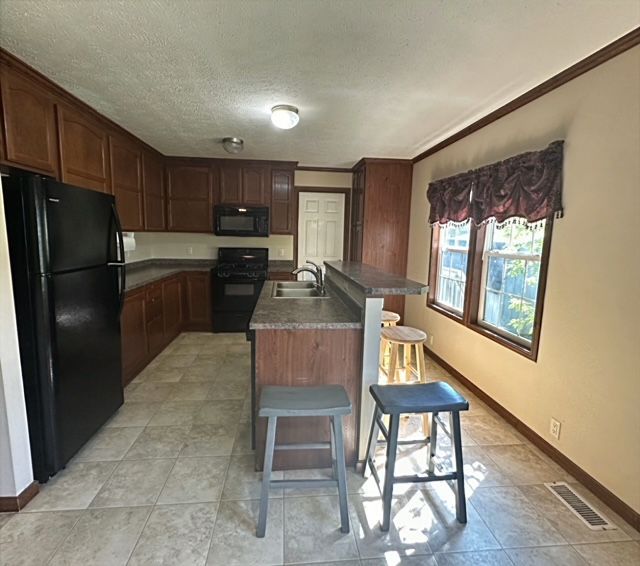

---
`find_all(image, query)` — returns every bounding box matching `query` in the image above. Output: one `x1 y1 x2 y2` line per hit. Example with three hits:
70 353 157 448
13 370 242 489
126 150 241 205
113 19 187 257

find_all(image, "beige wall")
405 47 640 511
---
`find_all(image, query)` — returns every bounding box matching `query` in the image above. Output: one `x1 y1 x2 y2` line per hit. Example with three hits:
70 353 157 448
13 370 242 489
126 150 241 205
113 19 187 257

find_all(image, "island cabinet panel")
166 162 214 232
142 150 165 230
57 105 111 193
162 275 183 341
0 66 59 175
183 271 212 331
270 168 294 234
121 288 148 385
110 135 144 231
254 328 363 470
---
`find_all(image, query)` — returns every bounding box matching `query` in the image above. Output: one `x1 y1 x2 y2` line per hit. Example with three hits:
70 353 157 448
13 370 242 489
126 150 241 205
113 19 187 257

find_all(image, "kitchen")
0 3 639 566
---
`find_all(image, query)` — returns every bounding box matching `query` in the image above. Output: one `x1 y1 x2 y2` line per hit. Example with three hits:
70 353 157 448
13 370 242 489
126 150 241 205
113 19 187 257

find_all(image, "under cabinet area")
120 270 212 385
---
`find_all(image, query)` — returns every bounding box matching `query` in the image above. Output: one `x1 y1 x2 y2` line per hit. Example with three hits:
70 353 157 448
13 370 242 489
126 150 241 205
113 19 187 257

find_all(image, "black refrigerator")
2 170 126 482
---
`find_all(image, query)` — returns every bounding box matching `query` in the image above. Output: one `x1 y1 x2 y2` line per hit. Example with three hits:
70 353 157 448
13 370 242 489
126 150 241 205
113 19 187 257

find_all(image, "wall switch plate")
429 334 434 346
550 417 561 440
187 246 193 255
278 248 285 257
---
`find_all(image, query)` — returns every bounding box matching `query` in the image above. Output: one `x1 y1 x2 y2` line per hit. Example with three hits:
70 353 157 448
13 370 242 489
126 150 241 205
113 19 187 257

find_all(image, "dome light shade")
222 137 244 154
271 105 299 129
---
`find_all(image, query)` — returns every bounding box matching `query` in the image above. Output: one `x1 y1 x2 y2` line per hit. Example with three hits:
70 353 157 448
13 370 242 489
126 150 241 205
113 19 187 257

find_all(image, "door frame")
293 186 351 269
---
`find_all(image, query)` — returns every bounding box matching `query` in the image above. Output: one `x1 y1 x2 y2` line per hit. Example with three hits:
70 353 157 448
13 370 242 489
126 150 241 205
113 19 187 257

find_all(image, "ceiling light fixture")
222 137 244 154
271 105 299 129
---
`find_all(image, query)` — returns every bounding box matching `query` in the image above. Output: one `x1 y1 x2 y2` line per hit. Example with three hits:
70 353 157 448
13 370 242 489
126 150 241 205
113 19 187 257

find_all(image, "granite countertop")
250 281 362 330
325 261 427 296
125 259 216 291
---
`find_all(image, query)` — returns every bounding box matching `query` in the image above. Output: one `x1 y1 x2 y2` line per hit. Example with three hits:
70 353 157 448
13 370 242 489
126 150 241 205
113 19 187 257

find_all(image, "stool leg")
330 417 337 480
388 343 399 384
379 338 388 371
428 411 438 474
416 344 430 435
331 415 350 534
403 343 412 382
381 413 400 532
451 411 467 524
257 415 277 537
364 407 380 478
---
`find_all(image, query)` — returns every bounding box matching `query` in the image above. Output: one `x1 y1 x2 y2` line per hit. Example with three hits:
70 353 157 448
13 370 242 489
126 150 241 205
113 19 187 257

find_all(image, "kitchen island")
250 261 426 470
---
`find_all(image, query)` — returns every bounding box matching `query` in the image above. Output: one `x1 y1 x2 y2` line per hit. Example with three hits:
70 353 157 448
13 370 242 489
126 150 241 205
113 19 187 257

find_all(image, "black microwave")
214 205 269 237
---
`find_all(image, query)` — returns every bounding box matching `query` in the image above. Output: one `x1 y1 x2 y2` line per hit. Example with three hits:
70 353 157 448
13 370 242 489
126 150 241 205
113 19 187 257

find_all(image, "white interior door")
297 192 345 280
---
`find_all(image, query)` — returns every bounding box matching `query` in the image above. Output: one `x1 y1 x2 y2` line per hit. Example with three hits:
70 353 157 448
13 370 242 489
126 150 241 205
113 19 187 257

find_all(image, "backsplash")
124 232 294 263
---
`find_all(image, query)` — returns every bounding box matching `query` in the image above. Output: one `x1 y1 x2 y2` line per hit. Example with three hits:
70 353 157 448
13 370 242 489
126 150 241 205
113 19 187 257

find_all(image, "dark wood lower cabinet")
183 271 212 331
121 270 212 384
121 288 148 386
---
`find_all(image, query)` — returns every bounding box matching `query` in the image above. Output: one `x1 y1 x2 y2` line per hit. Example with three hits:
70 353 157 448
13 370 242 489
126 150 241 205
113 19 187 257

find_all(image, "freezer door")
46 265 123 470
42 178 117 273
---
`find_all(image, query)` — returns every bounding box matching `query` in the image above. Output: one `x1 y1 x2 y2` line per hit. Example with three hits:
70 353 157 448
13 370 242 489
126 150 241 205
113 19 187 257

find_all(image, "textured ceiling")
0 1 638 167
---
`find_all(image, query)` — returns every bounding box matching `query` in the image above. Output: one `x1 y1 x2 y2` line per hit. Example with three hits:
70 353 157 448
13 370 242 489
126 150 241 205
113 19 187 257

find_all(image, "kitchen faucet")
292 260 325 295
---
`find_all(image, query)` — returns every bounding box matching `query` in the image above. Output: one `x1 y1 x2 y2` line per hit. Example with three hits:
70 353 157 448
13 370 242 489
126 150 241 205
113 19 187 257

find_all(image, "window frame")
427 217 554 361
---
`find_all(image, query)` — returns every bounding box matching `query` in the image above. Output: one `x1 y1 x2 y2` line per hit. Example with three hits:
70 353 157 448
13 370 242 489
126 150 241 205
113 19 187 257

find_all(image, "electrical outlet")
278 248 285 257
550 417 561 440
186 246 193 256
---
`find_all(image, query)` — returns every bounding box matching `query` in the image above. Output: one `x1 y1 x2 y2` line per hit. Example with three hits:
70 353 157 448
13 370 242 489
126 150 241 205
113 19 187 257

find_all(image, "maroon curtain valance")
427 140 564 226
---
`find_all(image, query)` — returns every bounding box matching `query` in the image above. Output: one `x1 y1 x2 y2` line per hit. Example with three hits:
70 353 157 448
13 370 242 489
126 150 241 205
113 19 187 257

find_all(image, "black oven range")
212 247 268 333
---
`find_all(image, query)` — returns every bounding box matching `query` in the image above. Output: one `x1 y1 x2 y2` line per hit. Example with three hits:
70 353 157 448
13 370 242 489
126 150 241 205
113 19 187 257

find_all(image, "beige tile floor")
1 332 638 565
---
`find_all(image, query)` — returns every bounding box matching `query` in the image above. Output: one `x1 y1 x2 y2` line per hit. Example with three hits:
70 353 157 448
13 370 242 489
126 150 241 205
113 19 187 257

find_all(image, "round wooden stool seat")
381 310 400 324
382 325 427 344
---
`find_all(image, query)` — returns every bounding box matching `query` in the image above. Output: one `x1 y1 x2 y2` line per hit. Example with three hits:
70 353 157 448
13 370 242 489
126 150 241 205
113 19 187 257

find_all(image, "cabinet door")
219 164 242 203
142 150 165 230
184 271 212 331
166 163 213 232
110 135 143 230
0 67 59 175
121 289 148 385
270 168 293 234
242 165 269 205
146 284 165 357
57 105 110 193
162 275 183 341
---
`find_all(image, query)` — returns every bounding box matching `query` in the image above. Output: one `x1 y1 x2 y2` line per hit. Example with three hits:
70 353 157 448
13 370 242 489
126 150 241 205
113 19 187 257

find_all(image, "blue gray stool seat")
364 381 469 531
257 385 352 538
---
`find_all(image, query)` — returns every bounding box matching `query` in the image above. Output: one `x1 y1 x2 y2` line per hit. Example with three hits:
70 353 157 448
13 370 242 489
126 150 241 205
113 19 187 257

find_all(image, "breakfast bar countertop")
249 281 362 330
325 261 427 296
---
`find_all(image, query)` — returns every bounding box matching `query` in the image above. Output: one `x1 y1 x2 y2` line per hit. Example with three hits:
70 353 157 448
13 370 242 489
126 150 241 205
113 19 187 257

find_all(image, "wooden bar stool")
256 385 351 538
364 382 469 531
382 325 427 385
379 310 400 368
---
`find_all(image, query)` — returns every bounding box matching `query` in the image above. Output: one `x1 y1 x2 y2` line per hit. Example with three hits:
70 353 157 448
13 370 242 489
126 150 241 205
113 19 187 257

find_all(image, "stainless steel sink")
272 281 329 299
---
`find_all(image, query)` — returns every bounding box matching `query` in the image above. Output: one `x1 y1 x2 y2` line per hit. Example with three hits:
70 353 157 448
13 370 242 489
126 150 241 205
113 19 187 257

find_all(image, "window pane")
435 222 470 312
524 262 540 301
486 257 504 291
504 259 525 295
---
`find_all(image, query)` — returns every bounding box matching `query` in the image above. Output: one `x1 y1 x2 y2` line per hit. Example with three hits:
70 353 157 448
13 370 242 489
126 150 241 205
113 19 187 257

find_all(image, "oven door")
212 276 264 312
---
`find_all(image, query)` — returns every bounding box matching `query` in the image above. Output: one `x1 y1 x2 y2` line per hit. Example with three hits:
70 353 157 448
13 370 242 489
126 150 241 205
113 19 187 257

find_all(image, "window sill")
427 302 538 361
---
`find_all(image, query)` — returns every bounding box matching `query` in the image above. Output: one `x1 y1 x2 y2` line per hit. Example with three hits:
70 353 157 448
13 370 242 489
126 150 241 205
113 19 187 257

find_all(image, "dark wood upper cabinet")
142 150 166 231
109 135 143 231
0 66 59 175
219 164 242 203
165 162 214 232
57 105 110 193
242 165 269 205
218 161 270 206
270 168 294 234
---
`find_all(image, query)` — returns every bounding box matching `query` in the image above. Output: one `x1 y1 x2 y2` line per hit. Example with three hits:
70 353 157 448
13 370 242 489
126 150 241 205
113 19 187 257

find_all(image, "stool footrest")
269 479 338 489
393 472 459 484
375 438 430 447
274 442 330 451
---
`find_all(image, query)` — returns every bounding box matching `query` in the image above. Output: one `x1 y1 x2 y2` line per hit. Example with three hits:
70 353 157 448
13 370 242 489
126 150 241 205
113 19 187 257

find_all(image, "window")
428 218 553 360
435 222 470 314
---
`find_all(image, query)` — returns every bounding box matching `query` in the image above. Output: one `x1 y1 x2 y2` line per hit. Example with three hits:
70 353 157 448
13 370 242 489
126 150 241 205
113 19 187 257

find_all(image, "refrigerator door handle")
110 204 126 314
